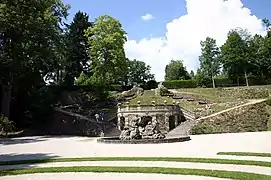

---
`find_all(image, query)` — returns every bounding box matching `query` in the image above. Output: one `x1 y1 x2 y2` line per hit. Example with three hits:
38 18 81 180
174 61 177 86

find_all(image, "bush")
163 80 197 89
109 84 122 92
190 123 218 135
142 80 158 90
0 116 15 135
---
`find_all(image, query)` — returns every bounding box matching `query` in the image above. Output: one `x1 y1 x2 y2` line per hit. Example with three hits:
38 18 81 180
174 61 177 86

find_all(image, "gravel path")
0 173 227 180
1 132 270 161
1 132 271 179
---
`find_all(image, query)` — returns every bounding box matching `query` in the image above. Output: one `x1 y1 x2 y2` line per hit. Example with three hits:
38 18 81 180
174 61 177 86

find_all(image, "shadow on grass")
0 153 59 163
0 153 59 177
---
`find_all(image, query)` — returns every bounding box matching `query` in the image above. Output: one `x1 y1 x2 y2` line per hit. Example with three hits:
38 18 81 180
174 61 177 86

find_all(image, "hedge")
163 80 197 89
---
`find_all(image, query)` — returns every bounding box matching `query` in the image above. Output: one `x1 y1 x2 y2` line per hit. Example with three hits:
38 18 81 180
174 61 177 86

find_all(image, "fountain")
97 83 191 144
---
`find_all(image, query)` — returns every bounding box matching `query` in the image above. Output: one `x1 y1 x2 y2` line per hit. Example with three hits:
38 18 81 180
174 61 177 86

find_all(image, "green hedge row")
163 80 197 89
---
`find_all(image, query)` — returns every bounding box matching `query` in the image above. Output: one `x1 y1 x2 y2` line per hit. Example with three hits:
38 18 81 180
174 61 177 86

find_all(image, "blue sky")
62 0 271 81
63 0 271 41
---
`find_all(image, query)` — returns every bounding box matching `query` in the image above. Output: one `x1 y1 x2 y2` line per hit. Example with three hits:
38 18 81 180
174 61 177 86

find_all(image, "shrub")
0 116 15 135
163 80 197 89
190 123 219 135
143 80 158 90
109 84 122 92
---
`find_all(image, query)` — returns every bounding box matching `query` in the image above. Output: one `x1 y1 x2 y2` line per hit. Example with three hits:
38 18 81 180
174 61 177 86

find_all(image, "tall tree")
221 29 252 86
63 11 92 85
165 60 190 81
0 0 69 118
199 37 220 88
126 59 154 85
85 15 127 85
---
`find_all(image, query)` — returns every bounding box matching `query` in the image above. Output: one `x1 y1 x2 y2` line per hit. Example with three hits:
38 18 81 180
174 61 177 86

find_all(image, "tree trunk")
244 70 249 86
1 83 12 119
212 76 215 89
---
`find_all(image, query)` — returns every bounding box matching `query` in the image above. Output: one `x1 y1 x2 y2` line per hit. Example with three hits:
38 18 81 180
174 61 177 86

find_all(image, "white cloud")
125 0 266 81
141 13 154 21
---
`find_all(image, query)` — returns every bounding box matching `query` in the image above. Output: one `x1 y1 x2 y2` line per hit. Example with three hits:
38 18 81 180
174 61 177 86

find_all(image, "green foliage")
85 14 127 85
143 80 158 90
194 69 212 87
63 11 92 85
0 115 15 135
165 60 191 81
74 73 109 100
199 37 221 88
163 80 197 89
220 29 252 86
190 123 217 135
126 59 154 85
109 84 122 92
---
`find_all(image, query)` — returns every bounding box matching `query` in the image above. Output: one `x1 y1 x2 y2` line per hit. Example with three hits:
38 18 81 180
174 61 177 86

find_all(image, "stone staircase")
180 107 196 121
166 107 196 138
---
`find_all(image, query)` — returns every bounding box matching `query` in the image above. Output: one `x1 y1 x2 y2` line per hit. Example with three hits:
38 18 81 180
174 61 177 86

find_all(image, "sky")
62 0 271 81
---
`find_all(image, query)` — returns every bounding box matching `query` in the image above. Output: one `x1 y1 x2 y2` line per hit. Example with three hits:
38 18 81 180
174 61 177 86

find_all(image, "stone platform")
97 136 191 144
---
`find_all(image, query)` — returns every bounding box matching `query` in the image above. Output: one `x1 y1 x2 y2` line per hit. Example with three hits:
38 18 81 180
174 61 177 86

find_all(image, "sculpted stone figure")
119 125 131 140
142 121 155 139
119 116 166 140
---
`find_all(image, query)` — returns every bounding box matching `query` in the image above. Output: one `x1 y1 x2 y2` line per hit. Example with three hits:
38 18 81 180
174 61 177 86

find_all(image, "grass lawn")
129 90 173 105
217 152 271 157
0 166 270 180
175 88 237 103
129 89 240 113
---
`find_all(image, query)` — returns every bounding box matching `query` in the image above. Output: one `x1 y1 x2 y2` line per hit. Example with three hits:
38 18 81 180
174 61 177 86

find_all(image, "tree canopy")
199 37 220 88
126 59 154 85
164 60 191 81
85 15 127 85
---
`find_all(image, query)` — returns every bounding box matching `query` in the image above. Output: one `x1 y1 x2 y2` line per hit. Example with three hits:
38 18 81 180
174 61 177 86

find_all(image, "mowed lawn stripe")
0 166 271 180
217 152 271 157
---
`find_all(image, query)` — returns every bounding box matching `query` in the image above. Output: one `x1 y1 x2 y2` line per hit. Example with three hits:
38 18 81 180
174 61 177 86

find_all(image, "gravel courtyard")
1 131 271 180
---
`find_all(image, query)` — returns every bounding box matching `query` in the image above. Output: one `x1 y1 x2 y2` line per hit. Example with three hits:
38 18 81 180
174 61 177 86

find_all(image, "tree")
63 11 92 85
263 18 271 38
199 37 220 88
126 59 154 85
190 70 195 79
164 60 190 81
85 15 127 85
221 29 252 86
0 0 69 119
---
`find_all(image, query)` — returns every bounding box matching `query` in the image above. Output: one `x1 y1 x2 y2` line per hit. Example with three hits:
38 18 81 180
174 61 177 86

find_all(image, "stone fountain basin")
97 136 191 144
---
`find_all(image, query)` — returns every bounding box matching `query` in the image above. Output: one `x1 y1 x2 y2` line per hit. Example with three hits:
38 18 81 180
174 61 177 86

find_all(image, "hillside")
191 98 271 135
